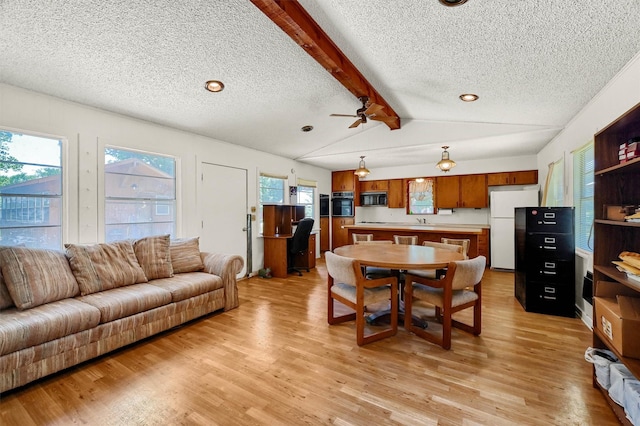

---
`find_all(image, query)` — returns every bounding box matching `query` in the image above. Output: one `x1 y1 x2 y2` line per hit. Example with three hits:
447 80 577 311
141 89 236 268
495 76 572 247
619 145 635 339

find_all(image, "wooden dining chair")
325 251 398 346
393 235 418 245
352 240 393 278
405 241 465 279
440 238 470 259
404 255 486 349
352 233 374 244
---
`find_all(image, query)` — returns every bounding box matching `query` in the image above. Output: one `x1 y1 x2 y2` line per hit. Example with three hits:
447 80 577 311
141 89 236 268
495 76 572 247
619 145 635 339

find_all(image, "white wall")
0 83 332 274
536 52 640 324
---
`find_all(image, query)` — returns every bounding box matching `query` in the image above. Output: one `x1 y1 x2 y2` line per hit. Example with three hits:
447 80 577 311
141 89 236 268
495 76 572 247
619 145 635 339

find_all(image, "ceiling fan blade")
364 103 384 115
349 119 362 128
330 113 358 117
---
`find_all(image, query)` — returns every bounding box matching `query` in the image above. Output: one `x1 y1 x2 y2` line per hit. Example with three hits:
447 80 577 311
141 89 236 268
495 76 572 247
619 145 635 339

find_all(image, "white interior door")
199 162 247 277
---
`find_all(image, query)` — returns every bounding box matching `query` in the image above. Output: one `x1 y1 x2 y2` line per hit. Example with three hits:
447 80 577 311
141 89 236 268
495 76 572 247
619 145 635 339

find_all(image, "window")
297 178 316 218
259 173 286 233
0 129 63 249
573 141 594 252
541 156 564 207
104 147 176 242
408 178 434 214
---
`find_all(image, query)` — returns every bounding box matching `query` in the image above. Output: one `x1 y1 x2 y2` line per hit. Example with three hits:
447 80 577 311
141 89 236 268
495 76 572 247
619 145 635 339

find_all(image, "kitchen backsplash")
355 206 490 225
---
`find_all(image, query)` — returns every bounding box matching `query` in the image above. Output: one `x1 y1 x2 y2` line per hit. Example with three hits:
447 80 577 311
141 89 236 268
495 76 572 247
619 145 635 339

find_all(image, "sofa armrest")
200 252 244 310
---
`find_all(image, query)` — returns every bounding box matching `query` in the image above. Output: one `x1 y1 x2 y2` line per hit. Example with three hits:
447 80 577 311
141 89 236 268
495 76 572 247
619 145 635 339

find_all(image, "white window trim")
0 125 68 249
98 139 180 242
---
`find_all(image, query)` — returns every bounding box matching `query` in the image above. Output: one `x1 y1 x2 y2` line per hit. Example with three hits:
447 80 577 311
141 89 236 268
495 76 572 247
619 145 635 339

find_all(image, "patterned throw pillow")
170 237 204 274
133 234 174 280
65 241 148 296
0 247 80 310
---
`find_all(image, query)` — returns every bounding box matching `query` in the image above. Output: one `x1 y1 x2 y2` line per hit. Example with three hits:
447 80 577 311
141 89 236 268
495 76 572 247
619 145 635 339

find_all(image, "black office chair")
287 217 315 276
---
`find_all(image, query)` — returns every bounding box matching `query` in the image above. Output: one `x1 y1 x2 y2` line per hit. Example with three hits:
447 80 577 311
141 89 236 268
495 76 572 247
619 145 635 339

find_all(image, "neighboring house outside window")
104 147 176 242
259 173 286 234
408 178 434 215
573 141 594 252
0 129 63 249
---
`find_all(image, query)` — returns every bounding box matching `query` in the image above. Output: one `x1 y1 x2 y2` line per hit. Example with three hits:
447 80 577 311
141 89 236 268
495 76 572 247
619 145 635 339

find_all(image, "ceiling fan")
330 96 398 129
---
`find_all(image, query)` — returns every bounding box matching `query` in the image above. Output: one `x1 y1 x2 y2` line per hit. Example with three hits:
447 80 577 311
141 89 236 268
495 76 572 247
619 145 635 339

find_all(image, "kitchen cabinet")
332 217 355 249
359 179 389 192
387 179 405 208
320 217 330 252
591 101 640 423
332 170 357 192
436 174 488 208
478 228 490 265
487 170 538 186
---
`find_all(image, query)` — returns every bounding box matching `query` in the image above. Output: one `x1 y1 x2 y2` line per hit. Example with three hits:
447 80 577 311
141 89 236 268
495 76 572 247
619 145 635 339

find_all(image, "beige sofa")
0 235 243 393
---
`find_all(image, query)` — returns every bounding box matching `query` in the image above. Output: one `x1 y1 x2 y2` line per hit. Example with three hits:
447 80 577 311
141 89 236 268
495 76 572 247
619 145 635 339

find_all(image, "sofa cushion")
0 272 13 310
0 298 101 356
65 241 148 296
134 234 173 280
0 248 80 310
76 283 172 323
149 272 223 302
170 237 204 273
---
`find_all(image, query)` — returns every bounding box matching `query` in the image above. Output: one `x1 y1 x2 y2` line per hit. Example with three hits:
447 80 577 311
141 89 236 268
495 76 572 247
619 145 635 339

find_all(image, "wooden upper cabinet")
460 174 488 207
435 176 460 208
360 180 389 192
332 170 357 192
487 170 538 186
436 174 488 208
387 179 405 208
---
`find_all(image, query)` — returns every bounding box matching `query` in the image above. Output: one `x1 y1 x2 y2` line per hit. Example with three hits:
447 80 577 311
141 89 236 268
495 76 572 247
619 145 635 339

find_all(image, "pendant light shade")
354 156 370 178
436 146 456 172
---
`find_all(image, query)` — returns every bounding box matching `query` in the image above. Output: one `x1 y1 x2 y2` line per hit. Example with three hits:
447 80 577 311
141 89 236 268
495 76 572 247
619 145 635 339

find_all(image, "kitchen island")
343 223 489 261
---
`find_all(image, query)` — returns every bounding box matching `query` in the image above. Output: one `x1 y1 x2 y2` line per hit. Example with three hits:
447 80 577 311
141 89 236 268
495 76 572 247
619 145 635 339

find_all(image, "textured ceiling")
1 0 639 171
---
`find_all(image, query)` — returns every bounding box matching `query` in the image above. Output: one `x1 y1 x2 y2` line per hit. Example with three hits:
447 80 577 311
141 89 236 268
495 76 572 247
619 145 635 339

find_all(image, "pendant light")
436 146 456 172
354 156 370 178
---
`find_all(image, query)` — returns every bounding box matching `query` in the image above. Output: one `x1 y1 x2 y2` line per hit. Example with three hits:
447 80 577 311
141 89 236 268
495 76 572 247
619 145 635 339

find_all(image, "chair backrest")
394 235 418 245
354 240 393 245
441 238 470 258
422 240 465 256
450 255 486 290
325 251 360 285
290 218 314 254
352 233 373 243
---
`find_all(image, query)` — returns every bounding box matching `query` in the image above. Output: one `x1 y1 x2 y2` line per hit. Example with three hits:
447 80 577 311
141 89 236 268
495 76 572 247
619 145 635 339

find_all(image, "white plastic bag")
585 347 619 390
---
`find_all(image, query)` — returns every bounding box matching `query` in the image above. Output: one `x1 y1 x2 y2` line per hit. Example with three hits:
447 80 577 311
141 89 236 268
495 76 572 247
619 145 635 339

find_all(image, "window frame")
0 127 66 249
407 178 435 215
296 178 317 219
102 144 178 242
258 173 287 234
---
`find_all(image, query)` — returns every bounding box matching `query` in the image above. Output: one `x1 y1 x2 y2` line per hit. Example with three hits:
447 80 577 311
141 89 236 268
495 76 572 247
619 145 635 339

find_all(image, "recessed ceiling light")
459 93 479 102
439 0 468 6
301 125 314 132
204 80 225 92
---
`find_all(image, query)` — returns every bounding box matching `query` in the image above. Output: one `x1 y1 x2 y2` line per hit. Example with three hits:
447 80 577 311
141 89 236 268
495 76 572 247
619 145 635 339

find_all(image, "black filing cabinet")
515 207 575 317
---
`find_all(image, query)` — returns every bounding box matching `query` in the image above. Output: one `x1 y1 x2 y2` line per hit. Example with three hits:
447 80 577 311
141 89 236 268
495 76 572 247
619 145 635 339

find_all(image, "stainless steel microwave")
360 192 387 207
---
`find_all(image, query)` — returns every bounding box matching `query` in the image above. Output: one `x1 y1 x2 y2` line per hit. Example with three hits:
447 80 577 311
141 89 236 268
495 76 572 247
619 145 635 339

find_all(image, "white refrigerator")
490 189 539 270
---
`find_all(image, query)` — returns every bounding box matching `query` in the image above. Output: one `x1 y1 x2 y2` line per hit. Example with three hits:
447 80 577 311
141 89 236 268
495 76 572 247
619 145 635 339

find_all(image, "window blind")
573 141 594 252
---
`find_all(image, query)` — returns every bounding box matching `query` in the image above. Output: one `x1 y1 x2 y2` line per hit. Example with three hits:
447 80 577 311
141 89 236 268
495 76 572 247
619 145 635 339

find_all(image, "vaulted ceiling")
1 1 639 171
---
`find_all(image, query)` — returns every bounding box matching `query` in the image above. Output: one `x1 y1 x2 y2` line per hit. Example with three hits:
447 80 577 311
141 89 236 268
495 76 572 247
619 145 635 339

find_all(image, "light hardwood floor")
0 258 618 425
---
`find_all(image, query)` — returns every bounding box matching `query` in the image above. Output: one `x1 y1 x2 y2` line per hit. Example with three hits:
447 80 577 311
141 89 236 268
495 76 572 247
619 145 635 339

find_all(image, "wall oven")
331 191 354 217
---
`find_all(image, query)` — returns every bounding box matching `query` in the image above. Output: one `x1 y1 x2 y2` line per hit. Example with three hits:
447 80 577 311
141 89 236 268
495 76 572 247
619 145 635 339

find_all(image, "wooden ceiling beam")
250 0 401 130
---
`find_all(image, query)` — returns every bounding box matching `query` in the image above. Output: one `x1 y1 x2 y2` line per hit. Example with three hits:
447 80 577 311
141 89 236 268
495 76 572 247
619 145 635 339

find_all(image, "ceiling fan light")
436 146 457 172
354 156 370 178
459 93 479 102
439 0 468 6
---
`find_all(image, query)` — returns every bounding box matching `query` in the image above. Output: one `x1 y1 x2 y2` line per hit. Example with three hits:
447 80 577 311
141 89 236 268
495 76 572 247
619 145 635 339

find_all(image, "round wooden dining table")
333 243 464 270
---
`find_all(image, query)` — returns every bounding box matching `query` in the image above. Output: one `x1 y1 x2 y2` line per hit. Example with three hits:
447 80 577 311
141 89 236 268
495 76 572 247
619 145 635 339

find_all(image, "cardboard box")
594 281 640 359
